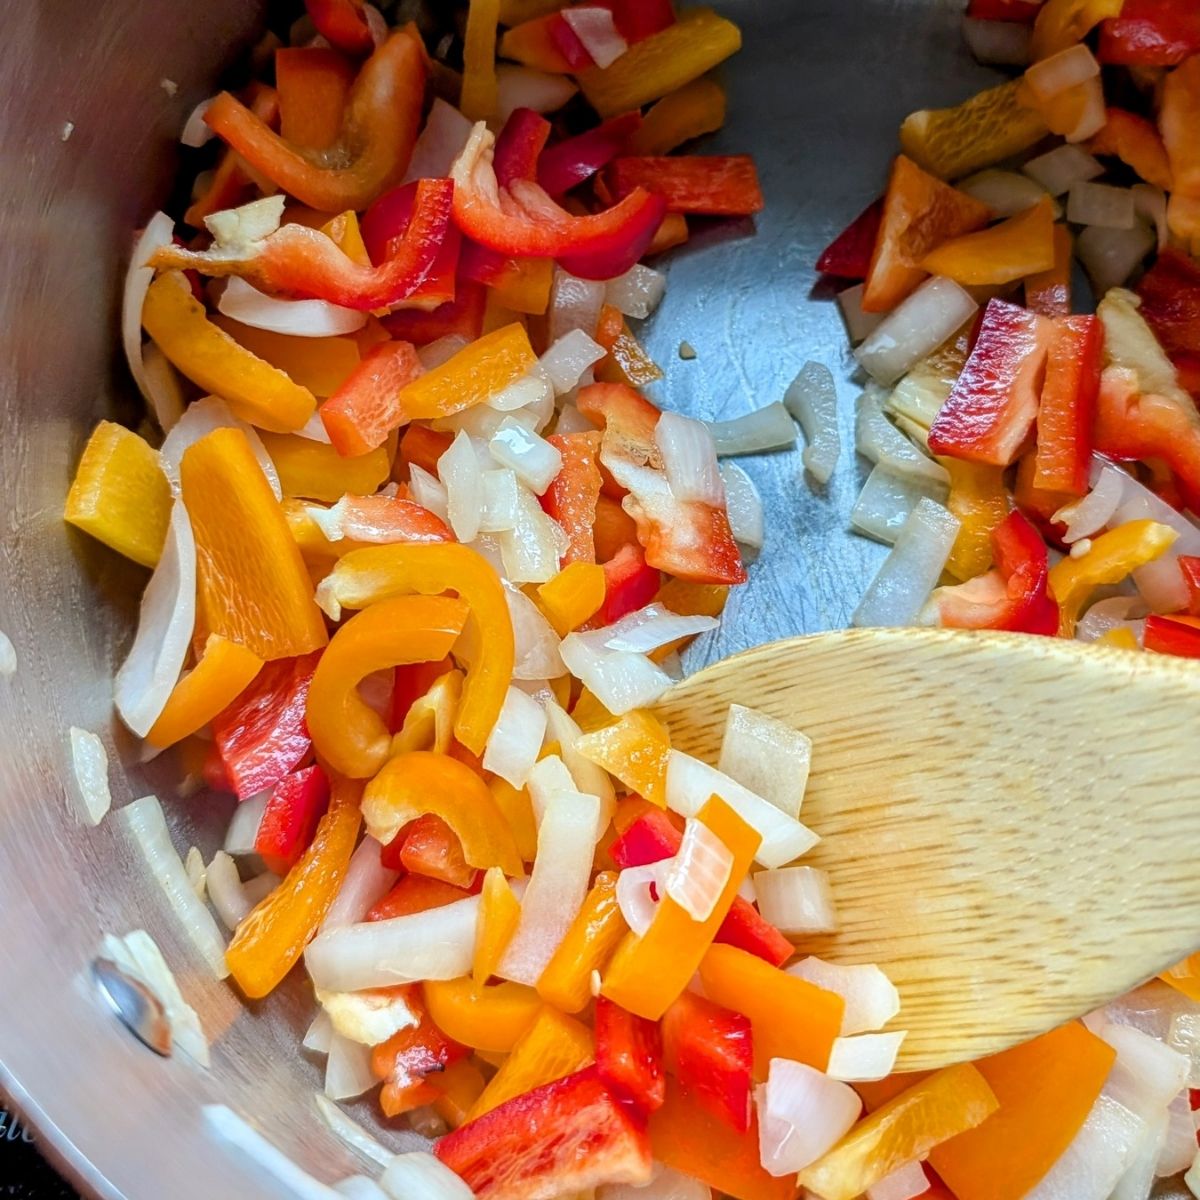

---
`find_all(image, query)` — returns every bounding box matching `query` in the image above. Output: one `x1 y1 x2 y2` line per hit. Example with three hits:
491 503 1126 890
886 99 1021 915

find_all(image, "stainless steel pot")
0 3 1005 1195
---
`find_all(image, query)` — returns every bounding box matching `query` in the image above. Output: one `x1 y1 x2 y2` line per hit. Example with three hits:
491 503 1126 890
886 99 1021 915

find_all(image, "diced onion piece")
224 790 269 857
665 819 734 921
720 462 765 549
540 330 607 395
438 430 483 544
1098 1021 1189 1116
1076 596 1146 644
478 469 522 534
1022 144 1104 195
418 334 472 371
1024 43 1099 103
497 64 579 122
160 394 282 499
549 267 606 343
1077 223 1155 296
186 847 207 899
408 463 449 523
788 958 902 1035
506 584 566 681
1067 182 1137 231
142 342 187 433
753 866 838 934
718 704 812 820
856 277 978 387
553 403 597 435
1054 467 1125 543
305 897 482 991
180 97 215 147
208 851 269 931
336 1177 389 1200
526 754 578 829
1026 1096 1148 1200
1133 184 1169 252
482 685 548 788
605 264 666 320
1186 1148 1200 1200
304 1011 333 1054
856 389 949 487
756 1059 863 1177
1159 1093 1196 1177
656 411 725 505
705 403 796 457
852 498 960 627
488 367 555 416
204 1105 339 1200
0 630 14 677
785 361 841 486
594 602 719 654
315 1092 431 1167
961 18 1031 66
826 1031 908 1082
119 795 229 979
665 752 819 869
562 6 628 68
123 212 177 408
1168 1012 1200 1088
559 635 673 715
69 727 111 826
322 837 399 935
498 791 601 985
114 501 196 737
404 99 473 184
218 276 367 337
958 169 1052 216
838 284 884 345
380 1152 475 1200
490 418 563 495
851 466 947 545
325 1031 377 1101
597 1163 710 1200
1065 76 1108 143
616 862 669 936
867 1162 930 1200
499 487 565 583
204 195 286 251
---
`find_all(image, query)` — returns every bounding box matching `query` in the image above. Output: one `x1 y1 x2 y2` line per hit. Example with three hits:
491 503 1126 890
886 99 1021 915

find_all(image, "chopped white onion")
665 819 734 921
498 487 565 583
1024 43 1100 103
549 267 606 343
656 411 725 505
540 331 607 395
559 634 673 715
477 469 522 534
0 630 14 677
756 1058 862 1177
1112 1114 1168 1200
204 1105 341 1200
827 1031 907 1081
505 584 566 681
1133 184 1169 252
185 847 207 899
380 1152 475 1200
119 795 228 979
69 727 111 827
1076 596 1146 644
553 402 598 435
323 841 398 933
325 1031 377 1101
1068 182 1137 231
1077 224 1156 297
315 1092 429 1168
851 466 948 545
1168 1011 1200 1088
1099 1021 1189 1118
123 212 177 408
221 795 268 864
1023 143 1104 195
204 195 286 250
336 1177 390 1200
616 862 670 936
208 851 269 931
180 97 215 147
867 1162 930 1200
788 958 901 1035
856 389 949 486
838 284 885 345
597 1164 710 1200
496 64 579 122
490 418 563 494
562 6 628 68
1158 1092 1196 1177
590 602 719 655
544 700 616 814
526 755 579 829
482 685 548 789
304 1011 333 1054
407 464 449 524
1055 467 1126 542
1186 1147 1200 1199
488 367 555 418
218 276 367 337
418 334 471 371
1026 1095 1145 1200
962 17 1031 66
605 264 666 320
753 866 838 934
142 342 187 432
785 361 841 485
705 403 796 457
404 99 473 184
958 169 1052 216
719 462 765 549
160 394 282 500
1065 76 1108 143
438 430 483 544
718 704 811 820
114 501 196 737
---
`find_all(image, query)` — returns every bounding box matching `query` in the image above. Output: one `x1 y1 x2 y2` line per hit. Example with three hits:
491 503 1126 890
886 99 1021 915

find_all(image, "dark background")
0 1110 77 1200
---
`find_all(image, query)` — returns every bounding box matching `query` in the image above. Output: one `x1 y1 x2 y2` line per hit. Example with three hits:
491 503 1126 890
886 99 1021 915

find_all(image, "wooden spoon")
655 626 1200 1072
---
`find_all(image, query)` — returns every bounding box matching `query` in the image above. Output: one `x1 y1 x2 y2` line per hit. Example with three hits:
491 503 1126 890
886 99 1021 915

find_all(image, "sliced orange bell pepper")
181 427 329 661
210 315 361 397
647 212 690 256
601 797 759 1020
1161 56 1200 199
942 460 1011 582
258 431 391 502
1088 107 1174 191
64 420 171 569
319 209 372 267
574 710 672 807
474 866 523 986
318 544 515 756
1099 625 1142 650
929 1022 1115 1200
799 1064 1000 1200
498 15 576 74
398 423 454 477
146 636 263 748
319 341 425 458
536 562 607 636
498 0 564 21
462 0 502 121
143 272 316 433
424 978 542 1053
306 596 468 779
1031 0 1124 59
225 773 362 998
489 777 539 864
1024 224 1073 318
429 1058 488 1129
361 750 525 875
920 195 1056 286
1162 952 1200 1002
629 78 727 156
392 669 463 755
485 256 554 316
699 944 844 1075
537 871 627 1014
595 304 665 387
467 1006 594 1120
274 46 354 151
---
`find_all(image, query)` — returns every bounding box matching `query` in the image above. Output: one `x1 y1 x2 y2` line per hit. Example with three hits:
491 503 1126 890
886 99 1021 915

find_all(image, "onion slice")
616 861 669 936
753 865 839 934
958 169 1052 216
142 342 187 433
1067 182 1137 231
718 704 812 820
207 850 277 931
838 284 884 345
204 1105 341 1200
325 1031 376 1101
1022 144 1104 195
540 330 607 395
705 404 796 456
482 685 548 789
218 276 367 337
756 1058 862 1177
549 267 606 342
123 212 177 408
180 97 215 147
1054 467 1125 543
496 64 579 123
562 6 628 68
826 1031 908 1081
855 389 949 487
490 419 563 495
788 957 901 1035
559 635 672 715
380 1153 475 1200
0 630 14 677
851 466 947 545
592 602 719 655
785 361 840 485
404 98 473 184
314 1092 430 1167
438 430 483 544
665 819 734 921
160 395 282 500
657 411 725 505
867 1162 930 1200
605 264 666 320
719 463 765 550
69 727 112 826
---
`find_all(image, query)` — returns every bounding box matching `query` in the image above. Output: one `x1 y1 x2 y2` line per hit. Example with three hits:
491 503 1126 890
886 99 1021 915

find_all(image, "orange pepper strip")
1031 0 1124 60
423 978 542 1053
225 772 363 998
601 797 759 1020
536 562 606 636
629 77 728 157
1024 224 1073 318
929 1022 1115 1200
275 46 355 151
537 871 626 1014
210 315 361 397
319 209 372 267
595 304 665 387
429 1058 488 1129
146 636 263 748
258 431 391 502
474 866 523 986
699 943 844 1076
1161 56 1200 200
574 710 672 808
919 196 1057 287
307 597 468 779
486 257 554 316
798 1064 1000 1200
1088 107 1173 192
318 544 516 756
488 777 539 864
143 273 316 433
361 750 525 876
461 0 502 121
181 428 329 661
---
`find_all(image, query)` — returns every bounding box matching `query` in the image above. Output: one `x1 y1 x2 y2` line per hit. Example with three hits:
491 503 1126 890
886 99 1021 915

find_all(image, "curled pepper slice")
146 636 263 749
537 871 626 1014
423 978 541 1053
307 595 469 778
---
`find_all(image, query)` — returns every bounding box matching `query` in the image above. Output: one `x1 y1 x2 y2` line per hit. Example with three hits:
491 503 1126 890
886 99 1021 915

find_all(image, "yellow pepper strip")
142 272 316 432
798 1064 1000 1200
537 871 626 1014
920 196 1056 287
461 0 501 121
578 9 743 119
1048 519 1178 637
64 421 171 568
226 773 363 998
307 598 468 779
656 579 729 618
146 636 263 748
318 544 516 756
475 867 523 986
536 562 606 636
498 0 562 22
320 211 371 267
629 77 727 157
489 258 554 317
429 1059 488 1130
575 711 672 807
361 750 525 876
1031 0 1123 60
211 315 361 397
424 978 542 1053
394 669 463 755
602 797 759 1020
1098 627 1140 651
258 431 391 503
282 499 342 561
181 427 329 661
571 688 615 733
467 1007 594 1121
489 777 539 864
941 460 1010 583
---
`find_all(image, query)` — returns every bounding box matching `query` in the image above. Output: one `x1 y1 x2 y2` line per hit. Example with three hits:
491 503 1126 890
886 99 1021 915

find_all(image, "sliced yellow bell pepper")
423 978 542 1054
1049 519 1178 637
629 77 727 157
258 431 391 502
537 871 626 1014
64 420 171 568
498 0 562 22
429 1059 488 1130
180 427 329 661
461 0 501 121
467 1006 594 1121
142 271 315 432
941 460 1010 583
536 562 606 636
571 688 616 733
475 866 523 986
575 711 672 807
211 314 361 397
394 669 463 756
489 777 539 865
920 196 1056 287
601 797 759 1020
226 773 363 998
1030 0 1123 60
320 210 371 267
146 635 263 748
318 544 516 756
656 578 730 618
1097 627 1140 651
488 257 554 316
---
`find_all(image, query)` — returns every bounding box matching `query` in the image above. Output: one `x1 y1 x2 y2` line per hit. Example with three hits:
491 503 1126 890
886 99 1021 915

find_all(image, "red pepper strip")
373 994 469 1117
1176 352 1200 401
928 299 1056 467
1033 314 1103 497
1137 248 1200 359
597 543 662 625
203 29 426 213
362 182 462 310
212 652 321 801
549 14 597 69
661 990 754 1134
320 340 425 456
595 997 666 1115
1098 0 1200 65
399 424 454 477
275 48 355 151
399 813 478 888
816 198 884 279
254 764 331 875
389 654 454 734
450 125 668 281
305 0 375 55
538 113 643 198
604 155 764 217
966 0 1043 20
1179 555 1200 616
1144 614 1200 658
382 280 488 345
493 108 552 188
598 0 676 42
541 431 603 564
368 874 474 920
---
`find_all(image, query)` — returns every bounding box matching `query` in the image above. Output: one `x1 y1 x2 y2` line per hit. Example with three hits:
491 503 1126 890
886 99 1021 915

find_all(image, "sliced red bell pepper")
493 108 552 188
1137 248 1200 360
1034 314 1103 497
966 0 1043 20
211 651 321 801
389 654 454 733
608 806 683 867
398 813 478 889
382 280 488 345
305 0 375 56
1098 0 1200 65
928 299 1056 467
538 113 643 198
598 0 676 42
604 155 764 217
541 432 603 565
202 743 235 794
595 996 666 1115
362 181 462 310
816 198 884 280
1144 614 1200 658
549 14 597 69
253 763 330 875
661 990 754 1134
1179 555 1200 615
319 340 424 457
373 992 469 1117
598 543 662 625
367 874 474 921
435 1067 652 1199
399 423 454 477
1176 352 1200 401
